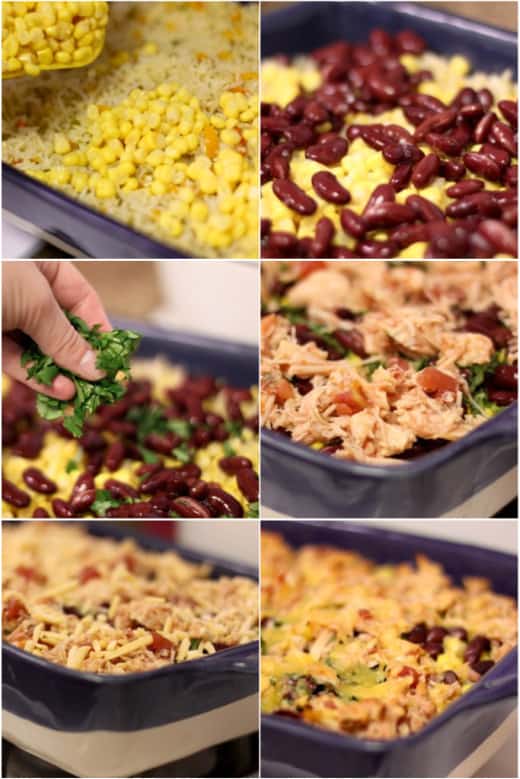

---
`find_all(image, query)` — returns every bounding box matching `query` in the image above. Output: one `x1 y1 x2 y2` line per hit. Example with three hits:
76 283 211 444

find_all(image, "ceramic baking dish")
2 522 259 778
260 1 518 519
261 521 518 778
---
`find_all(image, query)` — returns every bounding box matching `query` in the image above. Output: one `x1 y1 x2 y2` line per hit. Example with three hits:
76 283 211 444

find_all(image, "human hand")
3 261 112 399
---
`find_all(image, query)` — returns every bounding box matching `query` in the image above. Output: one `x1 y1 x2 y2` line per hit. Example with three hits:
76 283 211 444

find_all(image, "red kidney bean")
424 640 444 659
305 137 348 165
362 183 395 217
311 171 350 204
206 486 244 518
406 194 444 223
3 479 31 508
487 389 516 405
404 105 428 126
272 179 317 215
261 132 273 159
441 159 466 181
283 123 315 148
464 635 491 664
448 627 468 641
105 479 139 500
52 498 75 518
330 245 355 258
414 107 457 141
357 238 398 258
490 120 516 155
391 222 430 248
502 205 517 227
458 103 484 122
446 179 484 198
303 100 328 124
22 467 57 494
171 496 212 518
136 461 163 477
427 222 470 258
79 430 106 451
448 192 499 219
176 463 202 480
340 208 365 238
478 219 517 255
219 455 253 475
140 470 174 494
426 626 448 643
390 161 413 191
309 217 335 257
478 88 493 111
188 479 208 500
363 202 415 229
269 155 289 180
285 95 307 119
491 364 517 391
402 623 427 643
268 232 298 254
383 142 422 164
442 671 460 684
505 165 518 189
333 328 367 358
395 29 426 54
262 116 290 134
359 125 387 151
427 132 464 157
11 431 43 459
474 112 496 143
481 142 510 168
471 659 495 675
70 488 96 514
498 99 518 129
261 219 271 238
32 507 50 518
463 152 502 181
411 153 440 188
236 468 259 502
104 440 126 471
382 124 415 144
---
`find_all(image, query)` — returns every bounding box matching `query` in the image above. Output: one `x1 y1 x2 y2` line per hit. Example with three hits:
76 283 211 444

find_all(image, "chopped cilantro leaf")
22 313 140 437
222 440 236 457
127 405 167 441
65 459 79 474
278 305 308 325
410 356 432 372
91 489 121 517
189 638 201 650
167 419 193 439
137 445 160 464
172 442 194 464
365 360 385 379
246 501 259 518
224 419 243 437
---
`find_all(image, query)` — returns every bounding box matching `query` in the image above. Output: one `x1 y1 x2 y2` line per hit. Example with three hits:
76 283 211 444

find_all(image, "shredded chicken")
261 261 517 463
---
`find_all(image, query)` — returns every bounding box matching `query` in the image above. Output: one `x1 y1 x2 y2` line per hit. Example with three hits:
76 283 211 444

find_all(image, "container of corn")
2 2 109 78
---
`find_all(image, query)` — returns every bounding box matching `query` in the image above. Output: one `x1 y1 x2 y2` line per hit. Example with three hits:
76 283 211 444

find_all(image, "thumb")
24 296 106 382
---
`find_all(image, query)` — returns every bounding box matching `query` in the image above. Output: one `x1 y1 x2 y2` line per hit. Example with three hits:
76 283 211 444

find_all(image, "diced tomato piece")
298 261 326 279
417 367 458 395
3 597 28 622
358 608 372 619
150 631 174 653
15 565 46 584
275 378 294 403
78 566 101 584
388 356 410 371
398 665 419 689
333 391 364 415
122 554 136 572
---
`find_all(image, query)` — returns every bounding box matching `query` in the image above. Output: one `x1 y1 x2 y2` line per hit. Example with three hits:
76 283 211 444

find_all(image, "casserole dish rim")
260 520 518 751
261 402 517 481
261 0 519 50
2 520 259 683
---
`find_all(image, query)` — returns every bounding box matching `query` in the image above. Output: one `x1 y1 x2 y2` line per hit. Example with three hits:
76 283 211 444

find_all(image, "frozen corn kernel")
2 2 109 78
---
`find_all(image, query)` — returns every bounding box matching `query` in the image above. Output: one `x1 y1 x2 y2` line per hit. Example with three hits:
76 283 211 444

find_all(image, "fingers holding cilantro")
2 261 141 436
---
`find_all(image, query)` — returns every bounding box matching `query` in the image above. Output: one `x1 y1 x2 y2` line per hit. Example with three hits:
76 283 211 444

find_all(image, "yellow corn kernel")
71 171 88 192
191 201 209 222
142 42 158 56
49 167 71 186
220 128 240 147
55 51 71 64
154 164 174 184
122 177 139 192
73 45 93 63
178 187 195 204
150 180 167 196
36 47 53 65
95 178 116 199
53 134 71 155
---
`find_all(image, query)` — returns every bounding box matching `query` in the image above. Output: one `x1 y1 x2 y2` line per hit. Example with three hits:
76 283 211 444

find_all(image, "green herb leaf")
189 638 201 650
410 356 432 372
278 305 308 325
364 360 385 380
90 489 121 517
137 445 160 464
167 418 193 439
127 405 167 442
65 459 79 474
224 419 243 437
246 501 259 518
222 440 236 457
22 313 141 438
172 442 194 464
